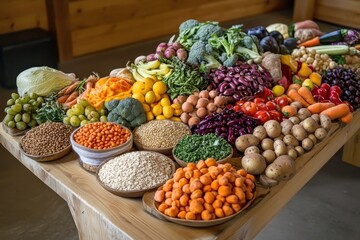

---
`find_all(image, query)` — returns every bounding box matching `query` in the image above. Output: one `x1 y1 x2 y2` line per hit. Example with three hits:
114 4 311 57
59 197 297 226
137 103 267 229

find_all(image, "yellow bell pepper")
280 55 298 73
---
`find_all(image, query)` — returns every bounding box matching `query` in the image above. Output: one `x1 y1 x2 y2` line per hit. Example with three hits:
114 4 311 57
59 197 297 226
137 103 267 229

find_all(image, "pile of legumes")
20 122 73 156
173 133 232 163
73 122 130 150
98 151 174 191
154 158 256 220
133 120 191 148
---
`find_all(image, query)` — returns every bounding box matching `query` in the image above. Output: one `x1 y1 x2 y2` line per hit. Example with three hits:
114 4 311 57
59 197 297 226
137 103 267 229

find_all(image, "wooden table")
1 112 359 240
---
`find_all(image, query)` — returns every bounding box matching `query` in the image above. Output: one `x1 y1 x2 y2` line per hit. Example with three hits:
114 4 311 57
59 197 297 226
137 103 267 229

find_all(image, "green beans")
173 133 232 163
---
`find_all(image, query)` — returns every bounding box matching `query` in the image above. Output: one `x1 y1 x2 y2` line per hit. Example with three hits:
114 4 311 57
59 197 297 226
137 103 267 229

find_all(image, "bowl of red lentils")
70 122 133 172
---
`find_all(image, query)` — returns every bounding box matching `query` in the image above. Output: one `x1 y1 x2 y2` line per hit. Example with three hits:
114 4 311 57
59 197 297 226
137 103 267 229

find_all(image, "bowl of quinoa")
96 151 175 197
133 120 191 156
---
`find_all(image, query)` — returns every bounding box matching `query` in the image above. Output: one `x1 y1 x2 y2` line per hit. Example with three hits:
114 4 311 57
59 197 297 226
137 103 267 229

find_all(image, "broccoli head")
105 98 146 129
186 41 221 72
194 23 225 42
179 19 199 35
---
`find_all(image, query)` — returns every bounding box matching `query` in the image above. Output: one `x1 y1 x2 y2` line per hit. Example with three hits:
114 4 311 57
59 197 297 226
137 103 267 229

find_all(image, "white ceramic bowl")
70 123 133 172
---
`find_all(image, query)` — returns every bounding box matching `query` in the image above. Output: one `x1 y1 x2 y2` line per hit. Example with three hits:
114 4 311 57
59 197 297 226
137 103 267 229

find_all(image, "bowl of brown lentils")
70 122 133 172
19 122 74 161
133 120 191 156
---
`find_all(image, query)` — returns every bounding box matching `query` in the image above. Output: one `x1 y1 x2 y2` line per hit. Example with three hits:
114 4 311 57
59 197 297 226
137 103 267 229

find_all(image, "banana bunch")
128 60 172 82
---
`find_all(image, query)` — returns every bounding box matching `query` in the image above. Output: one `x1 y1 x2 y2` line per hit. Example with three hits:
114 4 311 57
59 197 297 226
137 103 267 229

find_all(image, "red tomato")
266 101 277 110
254 110 271 124
275 96 289 108
241 102 257 116
269 110 283 122
256 103 268 111
253 98 266 104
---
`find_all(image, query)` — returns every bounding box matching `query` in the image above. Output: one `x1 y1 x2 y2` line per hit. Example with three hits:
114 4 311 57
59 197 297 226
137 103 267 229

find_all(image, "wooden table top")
1 111 359 240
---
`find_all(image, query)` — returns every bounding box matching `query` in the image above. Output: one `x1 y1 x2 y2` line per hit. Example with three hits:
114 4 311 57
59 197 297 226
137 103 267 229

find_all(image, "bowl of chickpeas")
70 122 133 172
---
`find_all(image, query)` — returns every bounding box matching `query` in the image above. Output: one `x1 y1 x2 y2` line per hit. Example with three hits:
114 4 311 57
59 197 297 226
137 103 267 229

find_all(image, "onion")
156 42 168 53
164 48 176 59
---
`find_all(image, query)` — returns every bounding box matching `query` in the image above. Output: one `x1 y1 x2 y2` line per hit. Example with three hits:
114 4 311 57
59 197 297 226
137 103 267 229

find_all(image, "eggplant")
283 38 298 51
280 44 290 54
246 26 269 40
269 31 284 45
259 36 280 54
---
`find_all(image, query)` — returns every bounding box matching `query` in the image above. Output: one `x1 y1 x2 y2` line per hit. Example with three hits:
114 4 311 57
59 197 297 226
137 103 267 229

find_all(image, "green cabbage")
16 66 76 97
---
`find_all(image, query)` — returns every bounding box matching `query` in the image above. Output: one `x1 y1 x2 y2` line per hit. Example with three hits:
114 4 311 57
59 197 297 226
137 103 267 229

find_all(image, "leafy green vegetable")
17 67 76 97
160 57 207 99
35 93 66 123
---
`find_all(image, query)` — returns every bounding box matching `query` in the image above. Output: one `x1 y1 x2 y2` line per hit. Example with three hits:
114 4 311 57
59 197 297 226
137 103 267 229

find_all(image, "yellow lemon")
174 108 182 116
163 105 174 119
272 85 285 97
142 103 151 112
144 78 155 91
152 81 167 95
146 112 154 121
156 115 166 120
160 97 171 107
154 93 162 102
171 103 181 109
132 81 145 94
145 91 156 104
132 93 145 103
152 104 162 116
170 116 181 122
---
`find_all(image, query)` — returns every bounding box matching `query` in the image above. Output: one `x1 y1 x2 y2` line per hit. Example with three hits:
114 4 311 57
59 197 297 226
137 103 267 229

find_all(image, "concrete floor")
1 8 360 240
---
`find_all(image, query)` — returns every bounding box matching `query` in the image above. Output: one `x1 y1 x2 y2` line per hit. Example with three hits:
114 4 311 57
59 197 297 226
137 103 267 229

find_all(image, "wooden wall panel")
314 0 360 29
0 0 48 34
68 0 290 57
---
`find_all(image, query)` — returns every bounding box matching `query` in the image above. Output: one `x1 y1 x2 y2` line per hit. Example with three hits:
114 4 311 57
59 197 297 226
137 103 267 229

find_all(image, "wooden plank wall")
314 0 360 29
0 0 49 34
67 0 290 59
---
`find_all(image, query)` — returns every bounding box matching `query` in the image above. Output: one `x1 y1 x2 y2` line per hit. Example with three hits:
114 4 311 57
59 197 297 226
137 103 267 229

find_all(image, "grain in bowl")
97 151 175 197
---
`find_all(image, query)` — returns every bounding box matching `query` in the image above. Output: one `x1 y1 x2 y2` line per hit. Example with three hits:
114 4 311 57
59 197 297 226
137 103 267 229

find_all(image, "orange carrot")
85 81 93 90
320 103 350 120
64 81 80 95
281 105 297 117
286 84 301 94
299 36 320 47
307 102 335 114
65 91 79 103
57 94 69 104
287 89 309 107
63 98 78 109
297 87 316 105
340 112 353 124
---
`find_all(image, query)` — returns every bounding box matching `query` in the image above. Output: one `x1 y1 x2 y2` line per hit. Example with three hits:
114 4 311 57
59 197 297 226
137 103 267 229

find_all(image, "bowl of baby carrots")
145 158 257 227
70 122 133 172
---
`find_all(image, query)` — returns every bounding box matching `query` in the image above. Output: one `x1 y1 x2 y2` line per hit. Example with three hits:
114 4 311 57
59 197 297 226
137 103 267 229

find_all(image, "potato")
320 114 332 131
283 135 299 147
262 149 276 164
289 116 300 125
259 174 278 187
264 120 282 138
301 117 319 133
308 134 317 145
261 138 274 151
265 155 296 181
290 101 302 110
291 124 308 141
311 114 320 123
301 137 314 151
273 134 284 142
252 125 267 141
314 127 328 141
241 153 267 175
281 119 293 135
294 146 305 156
274 139 287 157
297 108 312 121
287 147 298 159
244 146 260 155
235 134 260 152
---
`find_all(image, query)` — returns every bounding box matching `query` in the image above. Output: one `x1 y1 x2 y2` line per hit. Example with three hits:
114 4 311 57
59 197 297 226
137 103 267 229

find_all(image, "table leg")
342 128 360 167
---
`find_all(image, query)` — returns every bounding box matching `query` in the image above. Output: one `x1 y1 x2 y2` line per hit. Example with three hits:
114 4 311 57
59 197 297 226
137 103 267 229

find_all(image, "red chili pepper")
254 110 271 124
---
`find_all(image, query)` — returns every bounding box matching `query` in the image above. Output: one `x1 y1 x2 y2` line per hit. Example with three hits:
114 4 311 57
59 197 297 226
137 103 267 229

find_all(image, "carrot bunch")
154 158 256 221
57 74 98 109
